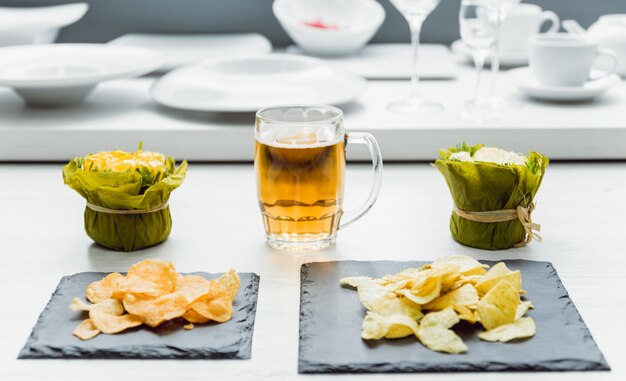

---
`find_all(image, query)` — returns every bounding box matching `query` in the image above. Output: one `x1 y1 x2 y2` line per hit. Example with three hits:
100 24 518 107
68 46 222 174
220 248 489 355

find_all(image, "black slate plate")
299 260 610 373
19 272 260 360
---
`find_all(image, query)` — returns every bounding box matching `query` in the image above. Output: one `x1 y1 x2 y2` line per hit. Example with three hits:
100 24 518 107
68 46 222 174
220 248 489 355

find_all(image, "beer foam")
256 126 342 149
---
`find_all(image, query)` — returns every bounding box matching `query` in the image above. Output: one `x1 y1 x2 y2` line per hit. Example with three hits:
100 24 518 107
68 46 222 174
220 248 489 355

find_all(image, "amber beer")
255 137 346 247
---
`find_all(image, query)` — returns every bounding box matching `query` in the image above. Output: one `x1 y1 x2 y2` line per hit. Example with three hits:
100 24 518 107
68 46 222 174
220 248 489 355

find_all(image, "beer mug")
254 104 382 252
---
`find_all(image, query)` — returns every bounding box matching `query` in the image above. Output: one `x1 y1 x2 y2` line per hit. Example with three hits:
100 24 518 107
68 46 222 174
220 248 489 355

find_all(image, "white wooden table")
0 162 624 380
1 65 625 161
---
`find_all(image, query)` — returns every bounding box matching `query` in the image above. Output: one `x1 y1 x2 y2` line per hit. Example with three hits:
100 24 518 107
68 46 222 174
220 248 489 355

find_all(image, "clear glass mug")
254 104 383 252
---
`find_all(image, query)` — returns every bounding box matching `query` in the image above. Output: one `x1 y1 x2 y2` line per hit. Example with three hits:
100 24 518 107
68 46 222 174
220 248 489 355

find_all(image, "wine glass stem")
473 53 487 104
408 18 425 101
489 39 499 96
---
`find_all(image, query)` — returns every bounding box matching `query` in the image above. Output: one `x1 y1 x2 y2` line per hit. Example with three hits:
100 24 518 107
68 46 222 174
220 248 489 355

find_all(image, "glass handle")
339 132 383 230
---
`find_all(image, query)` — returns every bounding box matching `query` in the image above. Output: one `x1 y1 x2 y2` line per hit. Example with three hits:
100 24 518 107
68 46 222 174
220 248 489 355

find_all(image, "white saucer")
0 44 162 106
0 3 89 46
451 39 527 67
151 54 367 112
109 33 272 72
508 67 621 101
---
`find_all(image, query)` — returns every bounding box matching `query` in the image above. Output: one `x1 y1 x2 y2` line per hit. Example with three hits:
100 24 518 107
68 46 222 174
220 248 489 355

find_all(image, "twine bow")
452 202 541 248
86 202 169 215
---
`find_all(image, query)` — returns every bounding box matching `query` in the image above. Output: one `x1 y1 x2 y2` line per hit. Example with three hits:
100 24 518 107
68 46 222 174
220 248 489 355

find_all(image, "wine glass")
459 0 499 123
487 0 523 111
388 0 443 115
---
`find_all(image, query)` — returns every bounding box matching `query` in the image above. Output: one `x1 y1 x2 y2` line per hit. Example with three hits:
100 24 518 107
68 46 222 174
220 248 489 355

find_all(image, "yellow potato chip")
476 280 519 330
431 255 488 277
340 276 373 288
423 284 479 311
474 262 521 295
72 319 100 340
183 309 211 324
395 273 442 305
191 287 234 323
515 300 534 320
453 305 478 324
69 297 92 312
123 292 187 327
89 300 142 334
348 278 423 321
478 317 536 342
417 308 467 354
216 269 240 302
117 259 178 297
86 272 125 304
175 275 215 305
361 312 419 340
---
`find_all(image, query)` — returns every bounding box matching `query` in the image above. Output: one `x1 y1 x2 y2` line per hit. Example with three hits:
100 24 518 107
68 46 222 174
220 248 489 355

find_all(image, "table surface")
1 49 625 161
1 162 624 381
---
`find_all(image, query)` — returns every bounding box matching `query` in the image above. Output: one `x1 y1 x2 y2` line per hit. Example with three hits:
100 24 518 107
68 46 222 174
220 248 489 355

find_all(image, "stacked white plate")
151 54 367 112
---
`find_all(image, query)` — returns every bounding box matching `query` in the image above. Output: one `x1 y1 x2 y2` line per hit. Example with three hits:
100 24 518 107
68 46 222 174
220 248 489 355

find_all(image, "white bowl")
0 3 89 47
273 0 385 56
151 54 367 112
0 44 162 106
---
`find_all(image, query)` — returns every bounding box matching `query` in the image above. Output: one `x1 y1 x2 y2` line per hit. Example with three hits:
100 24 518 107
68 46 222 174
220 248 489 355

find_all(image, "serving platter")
151 54 366 112
19 272 260 359
299 260 609 373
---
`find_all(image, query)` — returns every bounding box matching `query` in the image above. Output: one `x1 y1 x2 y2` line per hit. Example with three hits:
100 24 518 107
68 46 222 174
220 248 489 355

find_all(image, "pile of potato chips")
341 255 536 354
70 259 240 340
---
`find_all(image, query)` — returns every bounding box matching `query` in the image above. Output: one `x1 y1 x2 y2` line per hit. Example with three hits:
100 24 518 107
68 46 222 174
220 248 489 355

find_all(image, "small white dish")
273 0 385 56
0 44 162 106
109 33 272 72
286 43 456 79
0 3 89 46
151 54 367 112
451 39 528 66
509 66 621 101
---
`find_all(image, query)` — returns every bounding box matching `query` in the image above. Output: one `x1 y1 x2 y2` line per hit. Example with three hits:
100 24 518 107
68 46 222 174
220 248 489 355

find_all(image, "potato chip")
123 292 187 327
86 272 125 303
191 287 233 323
453 305 478 324
183 323 195 330
476 279 519 330
431 255 488 277
89 300 142 334
72 319 100 340
516 300 534 320
117 259 178 297
478 317 536 342
417 308 467 354
69 297 92 312
395 272 442 305
340 276 373 288
350 278 423 321
474 262 522 295
175 275 215 305
361 312 419 340
183 309 211 324
423 284 479 311
216 269 241 302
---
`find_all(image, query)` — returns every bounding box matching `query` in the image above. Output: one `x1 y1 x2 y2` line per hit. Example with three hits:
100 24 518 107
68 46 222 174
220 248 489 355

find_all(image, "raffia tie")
452 202 541 248
86 202 169 215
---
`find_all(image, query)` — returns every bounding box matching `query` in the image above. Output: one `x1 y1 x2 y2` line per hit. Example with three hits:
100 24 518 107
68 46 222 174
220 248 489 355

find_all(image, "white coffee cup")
500 4 559 53
528 33 619 87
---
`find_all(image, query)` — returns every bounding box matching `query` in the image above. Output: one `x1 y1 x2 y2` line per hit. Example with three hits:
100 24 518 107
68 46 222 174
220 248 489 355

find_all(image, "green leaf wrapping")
435 147 549 250
62 158 188 251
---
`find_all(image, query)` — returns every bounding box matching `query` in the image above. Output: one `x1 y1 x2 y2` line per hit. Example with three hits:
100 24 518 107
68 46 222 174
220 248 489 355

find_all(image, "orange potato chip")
183 309 211 324
191 284 234 323
175 275 217 305
117 259 177 297
183 323 195 330
86 272 125 303
89 300 142 334
216 269 240 302
72 319 100 340
69 297 92 312
123 292 188 327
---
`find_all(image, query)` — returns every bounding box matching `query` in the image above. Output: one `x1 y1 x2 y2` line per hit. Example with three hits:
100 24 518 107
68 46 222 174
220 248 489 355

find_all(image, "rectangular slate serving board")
19 272 260 360
299 260 610 373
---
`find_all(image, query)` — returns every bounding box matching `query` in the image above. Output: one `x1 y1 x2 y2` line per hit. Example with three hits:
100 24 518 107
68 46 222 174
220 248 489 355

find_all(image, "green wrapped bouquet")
435 144 549 250
62 145 188 251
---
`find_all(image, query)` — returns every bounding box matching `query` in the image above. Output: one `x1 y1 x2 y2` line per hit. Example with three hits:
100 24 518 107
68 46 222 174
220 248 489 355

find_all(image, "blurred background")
2 0 624 46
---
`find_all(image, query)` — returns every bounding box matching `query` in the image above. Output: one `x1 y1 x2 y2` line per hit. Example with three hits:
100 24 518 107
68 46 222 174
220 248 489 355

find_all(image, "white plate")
0 3 89 46
109 33 273 72
509 67 621 101
451 39 527 67
286 43 456 79
0 44 162 106
151 54 367 112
